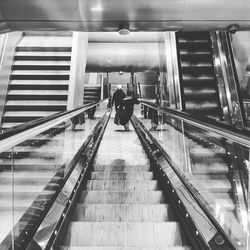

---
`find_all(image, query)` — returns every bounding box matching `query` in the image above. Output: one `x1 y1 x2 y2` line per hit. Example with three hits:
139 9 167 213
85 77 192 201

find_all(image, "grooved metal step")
90 171 154 180
72 204 172 222
84 180 159 191
79 191 165 204
64 222 182 247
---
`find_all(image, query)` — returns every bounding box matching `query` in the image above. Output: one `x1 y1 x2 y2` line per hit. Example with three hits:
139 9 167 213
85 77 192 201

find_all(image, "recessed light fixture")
91 4 103 12
118 23 130 35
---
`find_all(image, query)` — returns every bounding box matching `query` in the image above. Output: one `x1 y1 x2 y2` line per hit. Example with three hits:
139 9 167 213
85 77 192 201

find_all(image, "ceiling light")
118 24 130 35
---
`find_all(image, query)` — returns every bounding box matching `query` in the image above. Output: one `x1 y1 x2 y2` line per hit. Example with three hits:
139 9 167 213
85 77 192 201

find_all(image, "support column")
163 32 182 110
67 32 88 110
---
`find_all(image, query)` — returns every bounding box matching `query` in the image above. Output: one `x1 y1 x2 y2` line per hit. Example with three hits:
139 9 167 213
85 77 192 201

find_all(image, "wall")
0 32 22 127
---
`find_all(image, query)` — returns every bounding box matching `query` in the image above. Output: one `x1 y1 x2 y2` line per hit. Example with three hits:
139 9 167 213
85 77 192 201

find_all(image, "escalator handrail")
132 115 238 249
1 111 110 250
141 99 250 148
0 100 107 153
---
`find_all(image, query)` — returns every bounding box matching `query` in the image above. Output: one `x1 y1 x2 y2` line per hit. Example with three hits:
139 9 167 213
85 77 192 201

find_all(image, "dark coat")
120 97 139 125
112 89 126 111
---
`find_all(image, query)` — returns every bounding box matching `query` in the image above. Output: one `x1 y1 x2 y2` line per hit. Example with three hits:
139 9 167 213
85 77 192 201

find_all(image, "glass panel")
231 31 250 127
0 104 106 249
0 148 14 248
137 107 249 249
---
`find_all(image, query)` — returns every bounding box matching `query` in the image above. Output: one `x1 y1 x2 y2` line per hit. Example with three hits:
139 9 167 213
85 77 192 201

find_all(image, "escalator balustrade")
59 119 191 249
0 126 66 243
176 32 222 120
143 112 246 245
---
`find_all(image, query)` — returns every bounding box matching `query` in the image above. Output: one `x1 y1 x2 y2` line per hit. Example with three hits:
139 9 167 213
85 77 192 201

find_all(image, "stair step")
0 169 55 180
72 204 172 222
16 47 72 52
7 90 68 95
12 65 70 70
3 111 58 117
64 222 182 247
11 70 70 75
15 51 71 57
18 35 72 46
90 171 154 180
13 60 70 65
0 164 60 171
0 177 54 185
5 100 67 111
0 158 58 165
85 180 158 191
79 191 165 204
9 80 69 85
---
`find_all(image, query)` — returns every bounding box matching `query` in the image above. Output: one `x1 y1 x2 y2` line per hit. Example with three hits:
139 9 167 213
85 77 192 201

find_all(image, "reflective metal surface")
0 103 108 249
137 103 250 249
0 0 250 32
86 43 159 72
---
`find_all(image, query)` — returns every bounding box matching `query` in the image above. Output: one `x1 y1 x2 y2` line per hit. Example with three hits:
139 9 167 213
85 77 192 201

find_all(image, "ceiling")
0 0 250 33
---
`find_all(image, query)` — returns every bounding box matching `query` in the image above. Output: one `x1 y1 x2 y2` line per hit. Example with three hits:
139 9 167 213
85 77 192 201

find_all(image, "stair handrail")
0 100 107 153
141 99 250 148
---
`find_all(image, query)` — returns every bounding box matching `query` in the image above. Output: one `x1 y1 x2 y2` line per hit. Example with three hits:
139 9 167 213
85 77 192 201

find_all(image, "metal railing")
141 99 250 148
0 100 106 153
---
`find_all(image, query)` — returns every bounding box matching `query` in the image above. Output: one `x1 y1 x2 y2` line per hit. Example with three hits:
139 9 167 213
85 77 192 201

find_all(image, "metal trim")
140 100 250 148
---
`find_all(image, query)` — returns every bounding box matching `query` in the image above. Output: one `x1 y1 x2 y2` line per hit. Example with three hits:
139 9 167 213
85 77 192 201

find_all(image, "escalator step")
63 222 182 247
79 191 165 204
177 32 210 41
90 171 154 180
84 180 159 191
72 204 173 222
93 165 151 172
180 66 213 74
182 74 214 81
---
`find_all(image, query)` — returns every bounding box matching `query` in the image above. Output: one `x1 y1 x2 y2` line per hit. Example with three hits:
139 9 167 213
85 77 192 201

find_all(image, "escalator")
176 32 222 120
60 120 190 249
0 102 246 249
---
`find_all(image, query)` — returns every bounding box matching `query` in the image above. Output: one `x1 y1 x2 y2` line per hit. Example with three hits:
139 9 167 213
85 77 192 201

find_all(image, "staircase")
1 33 72 129
60 120 190 249
84 85 101 105
176 32 222 120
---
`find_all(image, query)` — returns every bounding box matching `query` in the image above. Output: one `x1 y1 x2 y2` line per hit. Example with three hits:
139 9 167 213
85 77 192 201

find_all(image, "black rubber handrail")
141 99 250 148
